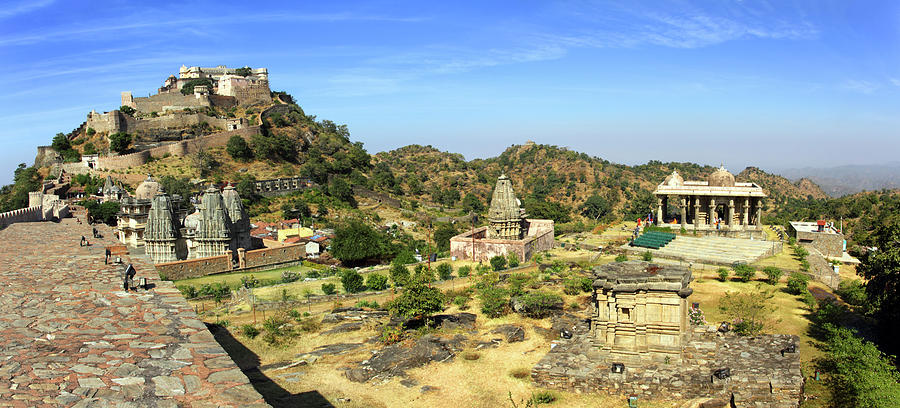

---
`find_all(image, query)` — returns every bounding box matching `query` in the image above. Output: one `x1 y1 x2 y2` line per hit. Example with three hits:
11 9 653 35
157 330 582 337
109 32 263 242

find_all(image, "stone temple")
532 261 804 407
653 166 766 239
450 174 554 263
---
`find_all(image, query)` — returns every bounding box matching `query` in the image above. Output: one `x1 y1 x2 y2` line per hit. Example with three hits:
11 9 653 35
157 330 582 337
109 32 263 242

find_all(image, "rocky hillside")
737 167 828 201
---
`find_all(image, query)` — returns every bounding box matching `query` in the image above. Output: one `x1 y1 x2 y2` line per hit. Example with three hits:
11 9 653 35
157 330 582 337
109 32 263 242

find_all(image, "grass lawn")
173 264 316 289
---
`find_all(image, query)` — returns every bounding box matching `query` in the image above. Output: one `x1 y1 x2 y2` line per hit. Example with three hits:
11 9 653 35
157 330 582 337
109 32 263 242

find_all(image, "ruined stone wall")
0 207 42 229
243 244 305 269
146 126 260 158
255 176 316 196
797 231 843 258
86 110 131 134
524 219 555 259
351 186 402 207
531 329 803 407
154 254 232 280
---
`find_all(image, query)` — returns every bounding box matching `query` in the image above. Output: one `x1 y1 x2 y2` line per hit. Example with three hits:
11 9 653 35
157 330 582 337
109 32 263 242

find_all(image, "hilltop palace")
653 166 766 239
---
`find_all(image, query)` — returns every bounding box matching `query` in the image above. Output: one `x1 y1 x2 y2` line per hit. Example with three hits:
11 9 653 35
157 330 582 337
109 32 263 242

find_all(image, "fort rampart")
96 126 260 170
0 207 43 229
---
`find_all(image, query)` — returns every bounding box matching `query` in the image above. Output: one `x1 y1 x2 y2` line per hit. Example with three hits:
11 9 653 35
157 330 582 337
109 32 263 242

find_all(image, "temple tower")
144 189 179 263
195 186 232 259
487 174 526 240
222 185 251 251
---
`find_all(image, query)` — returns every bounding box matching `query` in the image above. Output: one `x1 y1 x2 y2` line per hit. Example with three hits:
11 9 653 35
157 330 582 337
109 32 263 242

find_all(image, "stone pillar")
727 199 734 227
708 198 716 226
225 250 233 271
656 197 663 226
237 248 246 269
680 196 687 229
755 199 763 225
742 198 749 226
694 197 701 228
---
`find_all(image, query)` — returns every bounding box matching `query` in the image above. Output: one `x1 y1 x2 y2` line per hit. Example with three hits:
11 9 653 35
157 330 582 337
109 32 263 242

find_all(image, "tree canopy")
331 219 386 265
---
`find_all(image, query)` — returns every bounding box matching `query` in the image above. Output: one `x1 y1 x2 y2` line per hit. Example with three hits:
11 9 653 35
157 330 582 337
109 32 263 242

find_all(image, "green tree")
717 268 730 282
733 264 755 283
507 252 520 268
820 324 900 408
387 281 445 319
580 194 611 221
389 261 411 287
51 133 71 152
226 135 253 161
433 223 458 252
490 255 507 271
108 132 132 153
159 176 193 211
331 219 385 265
524 199 571 223
718 288 776 336
119 105 136 116
82 142 97 155
327 177 355 205
786 272 810 295
340 269 365 293
436 263 453 280
461 193 485 213
762 266 783 285
180 78 214 95
478 287 509 318
0 164 42 212
321 283 336 295
366 273 388 291
857 215 900 354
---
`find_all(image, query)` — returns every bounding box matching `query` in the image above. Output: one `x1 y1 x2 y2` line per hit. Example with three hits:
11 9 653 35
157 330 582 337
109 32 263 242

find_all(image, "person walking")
105 247 111 265
80 236 86 247
123 264 136 291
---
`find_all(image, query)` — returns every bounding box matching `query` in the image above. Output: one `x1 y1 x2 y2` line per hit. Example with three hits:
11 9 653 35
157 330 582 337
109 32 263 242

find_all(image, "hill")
777 163 900 197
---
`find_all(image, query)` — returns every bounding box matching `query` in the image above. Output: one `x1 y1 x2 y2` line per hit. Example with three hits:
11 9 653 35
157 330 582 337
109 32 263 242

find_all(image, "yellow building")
277 226 314 242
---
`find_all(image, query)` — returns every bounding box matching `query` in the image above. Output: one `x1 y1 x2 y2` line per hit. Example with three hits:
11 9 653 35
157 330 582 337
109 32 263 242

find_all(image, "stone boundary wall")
132 92 211 114
532 329 803 407
352 186 402 208
155 254 232 281
244 243 305 269
807 248 840 289
96 127 260 170
0 207 42 229
259 103 294 121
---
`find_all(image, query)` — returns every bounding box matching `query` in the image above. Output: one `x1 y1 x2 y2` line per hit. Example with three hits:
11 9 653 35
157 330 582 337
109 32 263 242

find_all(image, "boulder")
322 322 363 335
491 324 525 343
346 334 467 383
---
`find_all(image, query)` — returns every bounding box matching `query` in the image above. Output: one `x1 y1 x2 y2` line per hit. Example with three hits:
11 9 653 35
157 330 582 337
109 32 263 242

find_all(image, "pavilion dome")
707 165 735 187
135 175 161 200
663 170 684 187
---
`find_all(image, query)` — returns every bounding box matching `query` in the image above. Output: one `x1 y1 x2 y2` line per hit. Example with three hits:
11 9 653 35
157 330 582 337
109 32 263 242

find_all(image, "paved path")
0 215 269 407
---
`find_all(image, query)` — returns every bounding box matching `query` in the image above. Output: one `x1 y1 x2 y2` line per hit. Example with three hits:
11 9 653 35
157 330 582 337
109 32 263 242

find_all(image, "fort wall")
97 151 151 170
34 146 60 168
0 207 43 229
154 254 232 281
154 243 305 280
132 92 211 114
244 244 305 269
95 127 260 170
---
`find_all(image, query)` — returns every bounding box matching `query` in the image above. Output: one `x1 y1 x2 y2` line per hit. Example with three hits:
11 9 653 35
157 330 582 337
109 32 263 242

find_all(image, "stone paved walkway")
0 214 269 407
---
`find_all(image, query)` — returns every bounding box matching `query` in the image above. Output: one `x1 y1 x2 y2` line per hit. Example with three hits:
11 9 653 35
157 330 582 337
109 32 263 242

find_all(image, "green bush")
453 295 469 310
717 268 730 282
389 262 410 287
240 274 260 288
507 252 520 268
642 251 653 261
732 264 755 283
762 266 783 285
386 282 445 319
820 323 900 407
226 134 253 161
799 259 810 272
786 272 810 295
479 287 510 318
366 273 389 291
490 255 507 271
355 300 380 309
533 390 558 404
118 105 136 116
340 270 365 293
108 132 132 153
563 278 582 295
518 291 563 318
280 271 301 283
836 279 868 307
177 285 198 299
321 283 336 295
457 265 472 277
436 263 453 280
413 264 435 283
615 254 628 262
240 324 260 339
305 269 320 279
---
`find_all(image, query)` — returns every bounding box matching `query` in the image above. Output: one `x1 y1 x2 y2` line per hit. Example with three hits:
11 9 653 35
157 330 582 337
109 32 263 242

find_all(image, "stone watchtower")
195 186 232 259
222 185 251 252
487 174 527 240
592 261 693 363
144 188 179 263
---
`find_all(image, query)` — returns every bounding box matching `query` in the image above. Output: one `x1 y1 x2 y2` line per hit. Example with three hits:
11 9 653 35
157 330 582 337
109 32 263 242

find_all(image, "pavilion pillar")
694 197 701 228
742 198 749 226
755 199 763 225
656 197 663 226
680 196 687 229
708 198 716 226
727 199 734 227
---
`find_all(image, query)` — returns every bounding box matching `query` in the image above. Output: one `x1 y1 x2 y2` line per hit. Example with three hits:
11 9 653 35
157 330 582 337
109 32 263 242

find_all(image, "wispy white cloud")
890 78 900 87
841 80 880 94
0 0 54 20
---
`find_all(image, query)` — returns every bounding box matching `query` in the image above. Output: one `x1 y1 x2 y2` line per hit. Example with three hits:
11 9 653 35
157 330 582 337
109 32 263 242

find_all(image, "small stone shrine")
532 261 804 407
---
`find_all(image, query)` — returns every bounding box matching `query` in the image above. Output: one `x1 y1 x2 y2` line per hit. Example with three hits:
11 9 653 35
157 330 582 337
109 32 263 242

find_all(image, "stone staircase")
627 235 780 266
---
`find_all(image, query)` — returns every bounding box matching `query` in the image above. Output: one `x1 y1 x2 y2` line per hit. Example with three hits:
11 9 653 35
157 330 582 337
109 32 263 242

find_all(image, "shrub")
563 278 582 295
226 134 253 161
457 265 472 277
381 324 403 344
321 283 336 295
298 318 321 333
732 264 755 282
533 390 558 404
366 273 388 291
717 268 730 282
355 300 380 309
508 273 531 296
507 252 520 268
386 282 445 319
389 262 410 287
518 291 564 318
579 277 593 292
240 274 260 288
340 269 365 293
177 285 198 299
436 263 453 280
490 255 507 271
820 323 900 407
836 279 868 307
615 254 628 262
280 271 300 283
305 269 320 279
413 264 435 283
642 251 653 261
240 324 260 339
118 105 136 115
453 295 469 310
108 132 132 153
718 289 776 336
786 272 810 295
799 259 810 272
762 266 783 285
479 287 510 318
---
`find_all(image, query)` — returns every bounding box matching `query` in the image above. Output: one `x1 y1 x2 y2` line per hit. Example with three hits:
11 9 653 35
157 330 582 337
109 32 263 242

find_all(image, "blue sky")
1 0 899 185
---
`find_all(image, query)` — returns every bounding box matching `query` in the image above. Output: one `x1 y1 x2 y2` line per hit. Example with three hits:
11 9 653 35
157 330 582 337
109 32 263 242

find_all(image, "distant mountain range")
776 163 900 197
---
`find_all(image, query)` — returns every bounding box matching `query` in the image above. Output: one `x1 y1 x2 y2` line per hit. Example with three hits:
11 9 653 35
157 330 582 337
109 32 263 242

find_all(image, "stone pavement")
0 214 269 407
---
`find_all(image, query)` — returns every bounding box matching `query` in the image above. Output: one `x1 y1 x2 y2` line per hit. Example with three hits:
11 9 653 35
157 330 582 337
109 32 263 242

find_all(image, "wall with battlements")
0 207 43 229
95 126 261 170
130 92 212 114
